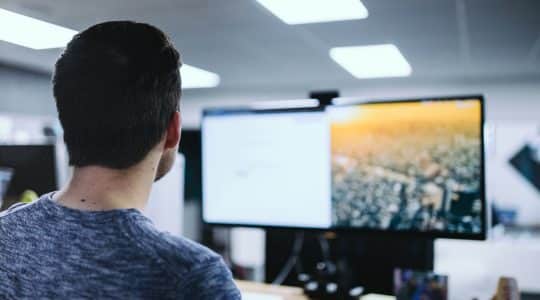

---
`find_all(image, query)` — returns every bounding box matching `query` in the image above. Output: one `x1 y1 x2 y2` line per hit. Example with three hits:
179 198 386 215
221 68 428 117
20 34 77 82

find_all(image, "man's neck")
53 161 157 212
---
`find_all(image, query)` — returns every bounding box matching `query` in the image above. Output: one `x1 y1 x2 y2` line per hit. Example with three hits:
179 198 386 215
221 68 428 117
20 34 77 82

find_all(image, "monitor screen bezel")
201 95 487 240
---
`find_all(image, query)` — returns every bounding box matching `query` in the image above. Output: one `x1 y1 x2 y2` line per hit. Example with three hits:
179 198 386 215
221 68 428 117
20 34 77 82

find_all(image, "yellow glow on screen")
330 100 481 153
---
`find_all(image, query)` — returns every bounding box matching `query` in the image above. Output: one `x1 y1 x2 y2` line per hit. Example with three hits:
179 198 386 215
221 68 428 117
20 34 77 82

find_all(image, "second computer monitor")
329 98 484 235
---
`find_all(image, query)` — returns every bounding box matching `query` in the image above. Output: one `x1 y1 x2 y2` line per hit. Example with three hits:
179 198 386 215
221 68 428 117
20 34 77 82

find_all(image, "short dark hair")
53 21 181 169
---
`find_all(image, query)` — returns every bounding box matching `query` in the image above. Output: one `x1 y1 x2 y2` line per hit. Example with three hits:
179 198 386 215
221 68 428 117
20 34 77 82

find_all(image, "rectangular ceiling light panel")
256 0 368 24
329 44 412 79
0 8 222 89
181 64 221 89
0 8 77 49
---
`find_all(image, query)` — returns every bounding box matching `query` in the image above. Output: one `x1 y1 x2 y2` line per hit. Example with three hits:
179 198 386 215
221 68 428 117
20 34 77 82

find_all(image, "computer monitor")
202 96 486 240
0 145 58 211
0 167 14 205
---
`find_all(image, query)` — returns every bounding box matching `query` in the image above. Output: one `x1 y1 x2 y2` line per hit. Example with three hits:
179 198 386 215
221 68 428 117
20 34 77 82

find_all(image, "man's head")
53 21 181 181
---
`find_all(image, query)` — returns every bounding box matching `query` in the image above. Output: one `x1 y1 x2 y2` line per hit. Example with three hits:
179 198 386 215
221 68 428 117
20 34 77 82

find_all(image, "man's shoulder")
124 215 223 275
154 230 222 271
128 218 240 298
0 201 38 222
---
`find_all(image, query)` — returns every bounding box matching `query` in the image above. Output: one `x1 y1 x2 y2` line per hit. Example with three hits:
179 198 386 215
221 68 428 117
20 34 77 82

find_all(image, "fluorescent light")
180 64 220 89
0 8 77 49
330 44 412 79
256 0 368 24
0 9 221 88
251 99 319 110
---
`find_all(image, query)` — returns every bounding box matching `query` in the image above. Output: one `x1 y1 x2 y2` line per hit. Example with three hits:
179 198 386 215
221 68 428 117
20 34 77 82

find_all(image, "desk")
236 280 309 300
236 281 395 300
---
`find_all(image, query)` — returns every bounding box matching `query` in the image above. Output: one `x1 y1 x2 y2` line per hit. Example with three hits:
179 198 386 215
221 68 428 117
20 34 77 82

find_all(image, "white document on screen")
203 112 331 228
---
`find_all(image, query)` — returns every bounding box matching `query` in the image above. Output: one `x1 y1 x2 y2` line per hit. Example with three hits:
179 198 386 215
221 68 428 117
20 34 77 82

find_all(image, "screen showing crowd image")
330 100 483 234
202 97 485 239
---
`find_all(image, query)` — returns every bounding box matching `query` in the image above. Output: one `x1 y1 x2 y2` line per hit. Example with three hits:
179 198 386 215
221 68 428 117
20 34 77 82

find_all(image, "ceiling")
0 0 540 92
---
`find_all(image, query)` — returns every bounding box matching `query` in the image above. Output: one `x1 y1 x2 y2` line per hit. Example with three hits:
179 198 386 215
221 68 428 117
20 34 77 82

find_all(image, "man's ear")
164 111 181 149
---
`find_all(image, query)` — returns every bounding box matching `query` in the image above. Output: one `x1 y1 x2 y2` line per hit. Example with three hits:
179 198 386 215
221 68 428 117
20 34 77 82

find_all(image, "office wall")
1 64 538 126
0 66 55 116
181 79 540 127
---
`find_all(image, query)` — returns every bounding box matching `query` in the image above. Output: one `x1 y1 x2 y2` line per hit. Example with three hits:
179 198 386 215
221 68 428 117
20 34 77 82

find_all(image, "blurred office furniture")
0 167 14 207
178 129 204 242
183 200 203 242
231 227 266 281
0 114 57 145
0 144 59 210
435 228 540 300
492 277 520 300
178 129 202 202
54 139 70 187
145 154 185 237
0 114 70 208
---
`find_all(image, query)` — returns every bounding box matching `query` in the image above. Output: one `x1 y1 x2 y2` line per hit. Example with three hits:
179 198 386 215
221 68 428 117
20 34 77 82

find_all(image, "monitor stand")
265 229 434 297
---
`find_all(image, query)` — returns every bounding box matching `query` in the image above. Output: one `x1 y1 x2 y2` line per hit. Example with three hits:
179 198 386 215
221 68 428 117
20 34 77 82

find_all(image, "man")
0 21 240 299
